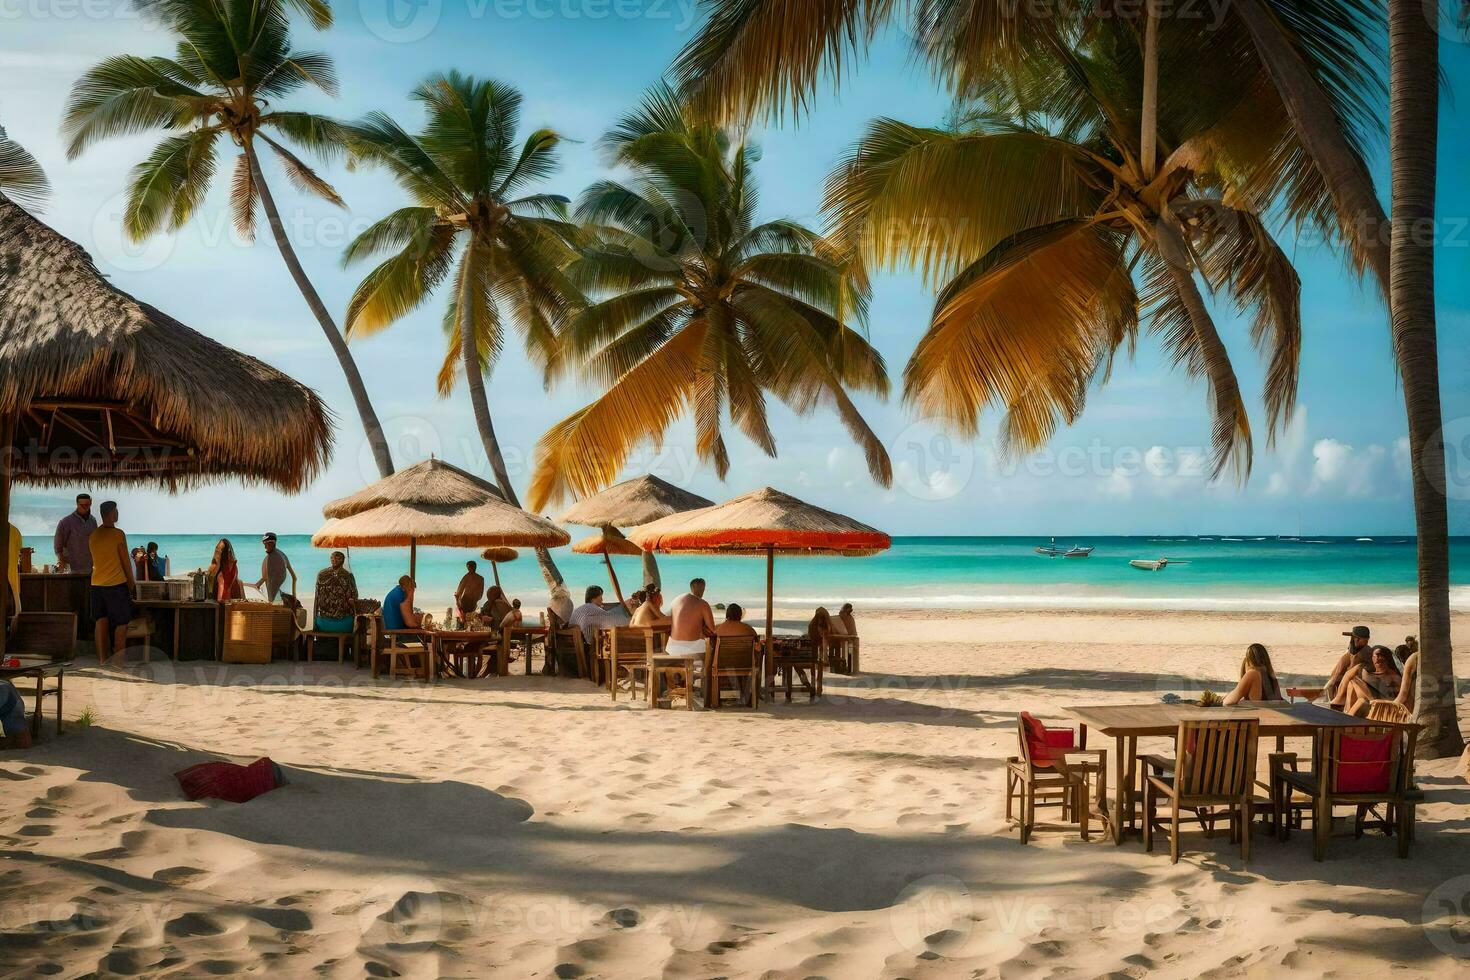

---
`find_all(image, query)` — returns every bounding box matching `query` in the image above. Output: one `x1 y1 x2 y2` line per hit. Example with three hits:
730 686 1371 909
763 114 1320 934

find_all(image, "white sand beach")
2 606 1466 978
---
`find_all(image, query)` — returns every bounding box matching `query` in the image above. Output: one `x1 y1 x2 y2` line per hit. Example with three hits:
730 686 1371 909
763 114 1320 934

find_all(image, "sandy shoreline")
1 606 1466 977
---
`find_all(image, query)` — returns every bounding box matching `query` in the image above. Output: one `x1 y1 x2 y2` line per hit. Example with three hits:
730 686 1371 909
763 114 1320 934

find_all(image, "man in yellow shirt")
88 501 135 665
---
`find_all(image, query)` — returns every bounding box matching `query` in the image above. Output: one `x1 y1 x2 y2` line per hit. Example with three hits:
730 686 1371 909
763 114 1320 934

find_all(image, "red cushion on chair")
1335 732 1393 793
1020 712 1074 766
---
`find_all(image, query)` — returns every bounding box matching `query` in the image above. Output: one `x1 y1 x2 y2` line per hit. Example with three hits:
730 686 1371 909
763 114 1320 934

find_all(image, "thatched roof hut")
0 196 333 491
557 475 713 529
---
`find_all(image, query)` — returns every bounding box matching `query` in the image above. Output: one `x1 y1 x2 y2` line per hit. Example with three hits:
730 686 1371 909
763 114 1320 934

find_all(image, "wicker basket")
222 601 292 663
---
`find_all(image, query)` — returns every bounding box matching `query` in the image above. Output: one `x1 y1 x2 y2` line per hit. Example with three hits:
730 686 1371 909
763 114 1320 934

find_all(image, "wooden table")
502 625 548 675
0 655 73 739
1064 701 1380 845
133 600 220 661
429 629 505 679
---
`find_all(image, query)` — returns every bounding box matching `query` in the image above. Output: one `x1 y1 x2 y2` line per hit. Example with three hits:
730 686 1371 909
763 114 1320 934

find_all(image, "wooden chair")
771 637 823 702
6 612 76 735
1005 713 1106 844
1142 718 1260 864
122 612 156 662
1272 723 1417 860
546 612 591 681
368 616 429 681
1366 700 1412 724
298 621 354 664
603 627 652 702
649 642 700 710
707 634 760 709
823 634 860 675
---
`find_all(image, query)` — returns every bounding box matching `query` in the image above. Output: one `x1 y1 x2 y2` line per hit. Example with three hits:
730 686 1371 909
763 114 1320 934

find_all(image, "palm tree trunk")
1389 0 1461 758
1141 0 1160 180
456 283 570 612
1232 0 1391 301
245 144 396 478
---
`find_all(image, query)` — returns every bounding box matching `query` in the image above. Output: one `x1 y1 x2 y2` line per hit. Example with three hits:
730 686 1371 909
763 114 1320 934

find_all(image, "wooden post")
764 545 774 689
0 415 12 658
602 552 625 607
490 561 502 590
409 538 417 581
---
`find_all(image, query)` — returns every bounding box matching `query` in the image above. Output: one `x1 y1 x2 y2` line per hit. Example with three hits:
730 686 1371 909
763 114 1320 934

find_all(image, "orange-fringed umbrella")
571 526 642 606
627 487 889 655
479 547 518 589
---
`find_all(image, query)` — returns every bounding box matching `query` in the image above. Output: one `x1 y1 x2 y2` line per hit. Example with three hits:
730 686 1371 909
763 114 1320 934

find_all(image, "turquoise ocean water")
85 534 1470 614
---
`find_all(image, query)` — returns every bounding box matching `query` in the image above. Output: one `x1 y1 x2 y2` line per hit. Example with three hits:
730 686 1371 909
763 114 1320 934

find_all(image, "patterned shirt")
313 567 358 621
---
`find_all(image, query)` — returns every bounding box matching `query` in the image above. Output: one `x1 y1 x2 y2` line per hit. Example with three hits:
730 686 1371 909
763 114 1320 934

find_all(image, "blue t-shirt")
383 585 408 630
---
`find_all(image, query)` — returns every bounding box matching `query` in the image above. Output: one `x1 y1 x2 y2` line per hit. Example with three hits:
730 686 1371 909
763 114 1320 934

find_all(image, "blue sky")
2 3 1468 537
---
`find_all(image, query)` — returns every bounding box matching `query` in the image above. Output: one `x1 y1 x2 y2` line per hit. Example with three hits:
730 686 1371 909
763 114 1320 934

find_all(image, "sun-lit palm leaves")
527 86 891 510
59 0 399 478
831 44 1301 480
0 121 49 208
675 1 1383 278
61 0 347 242
343 73 581 392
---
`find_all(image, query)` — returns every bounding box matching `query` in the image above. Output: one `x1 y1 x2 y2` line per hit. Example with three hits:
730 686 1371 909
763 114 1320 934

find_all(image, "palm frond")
671 0 900 123
122 129 221 240
256 133 345 207
902 219 1135 447
528 320 709 509
343 222 458 338
0 125 50 208
825 119 1104 283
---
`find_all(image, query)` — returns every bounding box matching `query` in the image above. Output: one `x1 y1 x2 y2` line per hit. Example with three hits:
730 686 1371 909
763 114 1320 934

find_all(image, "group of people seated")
375 561 527 636
1219 624 1419 717
560 577 859 660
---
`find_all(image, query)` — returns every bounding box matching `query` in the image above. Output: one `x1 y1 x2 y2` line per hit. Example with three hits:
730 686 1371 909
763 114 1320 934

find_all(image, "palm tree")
60 0 397 478
341 72 583 593
677 2 1462 756
526 86 892 510
0 120 50 208
826 45 1301 481
1386 0 1460 755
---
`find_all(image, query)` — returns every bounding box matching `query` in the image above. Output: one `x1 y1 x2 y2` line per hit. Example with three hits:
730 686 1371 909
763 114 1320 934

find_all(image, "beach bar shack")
0 194 333 657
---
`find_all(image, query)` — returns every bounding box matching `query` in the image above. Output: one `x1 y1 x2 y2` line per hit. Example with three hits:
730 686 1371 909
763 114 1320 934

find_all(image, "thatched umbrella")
558 475 713 591
314 458 568 579
628 487 889 657
0 195 332 655
479 546 517 590
570 526 642 607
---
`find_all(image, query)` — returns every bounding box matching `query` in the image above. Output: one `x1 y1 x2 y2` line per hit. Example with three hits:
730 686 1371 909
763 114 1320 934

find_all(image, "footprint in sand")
165 911 229 938
243 906 312 932
152 866 208 885
25 806 60 819
17 824 53 836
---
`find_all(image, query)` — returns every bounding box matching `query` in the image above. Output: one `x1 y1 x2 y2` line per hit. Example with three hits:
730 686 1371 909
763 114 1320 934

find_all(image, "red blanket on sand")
175 757 283 803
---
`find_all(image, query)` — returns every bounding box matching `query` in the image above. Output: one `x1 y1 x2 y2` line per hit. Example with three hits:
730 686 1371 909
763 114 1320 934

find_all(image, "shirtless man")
1324 625 1374 707
455 561 485 622
668 577 715 655
714 602 759 644
630 584 671 628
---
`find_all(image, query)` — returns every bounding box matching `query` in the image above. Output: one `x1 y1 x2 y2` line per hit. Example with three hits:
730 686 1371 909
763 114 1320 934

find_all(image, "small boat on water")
1131 557 1190 571
1035 539 1094 558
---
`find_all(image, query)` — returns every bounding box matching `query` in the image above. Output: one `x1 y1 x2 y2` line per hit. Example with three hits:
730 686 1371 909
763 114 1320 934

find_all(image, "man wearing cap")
1321 625 1373 707
253 533 297 603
